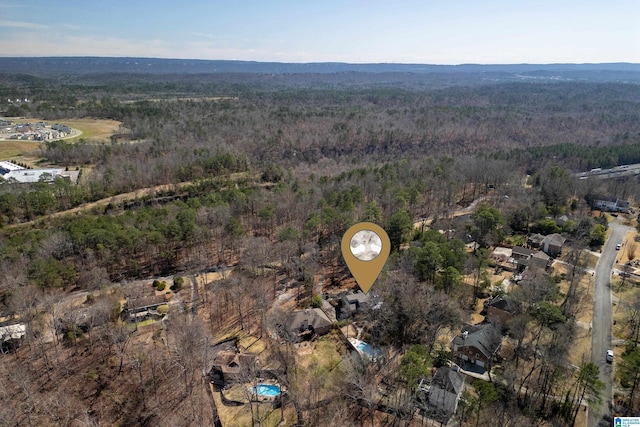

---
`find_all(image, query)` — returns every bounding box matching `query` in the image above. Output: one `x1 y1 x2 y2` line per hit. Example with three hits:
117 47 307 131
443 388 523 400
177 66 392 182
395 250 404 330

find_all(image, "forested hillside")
0 63 639 426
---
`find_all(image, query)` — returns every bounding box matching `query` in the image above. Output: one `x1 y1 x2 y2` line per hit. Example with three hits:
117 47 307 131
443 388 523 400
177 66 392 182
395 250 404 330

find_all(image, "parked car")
616 244 622 250
606 349 614 363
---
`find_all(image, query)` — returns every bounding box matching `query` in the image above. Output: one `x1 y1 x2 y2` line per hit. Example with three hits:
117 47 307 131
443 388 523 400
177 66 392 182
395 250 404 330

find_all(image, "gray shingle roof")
452 324 502 359
432 367 464 395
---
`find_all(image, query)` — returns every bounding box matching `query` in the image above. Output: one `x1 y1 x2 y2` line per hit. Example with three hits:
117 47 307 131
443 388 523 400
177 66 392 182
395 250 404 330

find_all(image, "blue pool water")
253 384 281 396
356 341 382 358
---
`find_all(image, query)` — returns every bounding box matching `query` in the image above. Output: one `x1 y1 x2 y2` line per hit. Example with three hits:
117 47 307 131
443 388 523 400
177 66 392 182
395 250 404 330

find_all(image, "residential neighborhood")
0 181 635 426
0 120 76 141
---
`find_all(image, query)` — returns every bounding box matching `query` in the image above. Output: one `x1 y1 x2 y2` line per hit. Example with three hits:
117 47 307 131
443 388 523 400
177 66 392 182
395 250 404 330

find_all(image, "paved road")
577 163 640 180
588 220 630 427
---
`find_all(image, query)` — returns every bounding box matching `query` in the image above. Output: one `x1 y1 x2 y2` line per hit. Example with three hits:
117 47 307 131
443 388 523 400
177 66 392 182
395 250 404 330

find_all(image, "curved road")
589 219 631 427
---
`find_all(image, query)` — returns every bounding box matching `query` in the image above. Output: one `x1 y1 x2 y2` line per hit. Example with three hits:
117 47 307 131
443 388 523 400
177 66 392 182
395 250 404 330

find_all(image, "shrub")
172 276 185 292
64 328 83 346
311 295 323 308
432 345 450 368
157 304 169 315
333 318 352 328
86 369 98 380
152 279 160 288
156 282 166 291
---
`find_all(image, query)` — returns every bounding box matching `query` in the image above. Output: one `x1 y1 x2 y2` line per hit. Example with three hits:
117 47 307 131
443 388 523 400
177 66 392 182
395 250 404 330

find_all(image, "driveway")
588 219 631 427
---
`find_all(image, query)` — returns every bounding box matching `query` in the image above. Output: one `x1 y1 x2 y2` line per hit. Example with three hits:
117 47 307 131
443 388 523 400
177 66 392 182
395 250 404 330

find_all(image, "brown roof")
212 350 256 374
285 308 332 333
487 295 519 314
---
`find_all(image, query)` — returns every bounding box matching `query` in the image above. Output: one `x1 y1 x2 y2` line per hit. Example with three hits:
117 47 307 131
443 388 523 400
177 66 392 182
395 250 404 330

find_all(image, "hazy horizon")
1 55 640 67
1 1 638 64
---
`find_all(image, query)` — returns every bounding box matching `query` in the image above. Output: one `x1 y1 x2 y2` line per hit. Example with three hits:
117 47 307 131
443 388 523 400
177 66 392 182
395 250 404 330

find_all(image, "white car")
606 349 614 363
616 244 622 250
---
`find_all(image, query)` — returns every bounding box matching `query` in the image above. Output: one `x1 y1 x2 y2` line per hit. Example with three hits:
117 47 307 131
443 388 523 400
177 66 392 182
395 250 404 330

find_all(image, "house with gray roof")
417 367 465 423
527 233 545 249
541 233 566 257
531 250 551 270
511 246 537 271
592 197 631 213
451 324 502 373
336 291 371 320
124 294 167 321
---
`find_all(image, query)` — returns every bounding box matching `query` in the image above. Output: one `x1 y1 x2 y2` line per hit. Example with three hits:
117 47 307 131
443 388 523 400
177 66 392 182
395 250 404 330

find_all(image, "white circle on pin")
349 229 382 261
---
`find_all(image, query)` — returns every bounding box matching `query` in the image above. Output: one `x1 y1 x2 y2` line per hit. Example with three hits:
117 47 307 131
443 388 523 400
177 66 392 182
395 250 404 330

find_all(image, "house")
416 367 465 423
451 324 502 373
0 323 26 353
518 266 549 292
51 124 71 133
336 291 371 320
511 246 536 262
123 294 167 321
209 350 258 387
320 298 338 322
282 308 332 341
527 233 545 249
511 246 536 271
592 197 631 213
531 251 551 270
486 295 519 330
541 233 566 257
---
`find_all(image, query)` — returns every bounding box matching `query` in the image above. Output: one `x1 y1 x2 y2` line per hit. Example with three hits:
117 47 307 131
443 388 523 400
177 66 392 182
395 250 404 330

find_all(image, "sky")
0 0 638 64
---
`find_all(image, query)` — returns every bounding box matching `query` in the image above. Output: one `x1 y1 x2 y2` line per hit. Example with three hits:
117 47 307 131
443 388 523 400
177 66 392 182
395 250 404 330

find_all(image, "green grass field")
62 118 122 142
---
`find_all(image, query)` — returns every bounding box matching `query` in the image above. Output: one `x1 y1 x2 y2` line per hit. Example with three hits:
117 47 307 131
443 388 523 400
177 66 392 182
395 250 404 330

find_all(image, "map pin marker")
341 222 390 294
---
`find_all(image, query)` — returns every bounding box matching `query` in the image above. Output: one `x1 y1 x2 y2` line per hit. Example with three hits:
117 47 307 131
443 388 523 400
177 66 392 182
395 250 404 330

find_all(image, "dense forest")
0 61 639 426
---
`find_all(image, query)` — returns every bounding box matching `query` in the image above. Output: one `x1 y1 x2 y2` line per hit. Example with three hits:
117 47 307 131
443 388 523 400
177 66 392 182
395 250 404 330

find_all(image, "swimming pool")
356 341 382 359
253 384 281 397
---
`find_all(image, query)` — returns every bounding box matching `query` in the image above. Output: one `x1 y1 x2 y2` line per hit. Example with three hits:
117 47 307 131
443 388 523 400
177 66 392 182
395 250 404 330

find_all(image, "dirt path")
5 183 189 231
412 196 489 229
5 171 267 232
